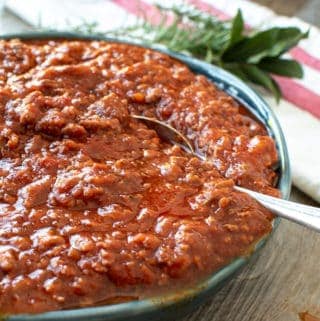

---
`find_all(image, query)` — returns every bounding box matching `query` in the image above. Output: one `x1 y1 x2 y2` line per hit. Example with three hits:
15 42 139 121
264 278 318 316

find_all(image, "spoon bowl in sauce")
133 115 320 233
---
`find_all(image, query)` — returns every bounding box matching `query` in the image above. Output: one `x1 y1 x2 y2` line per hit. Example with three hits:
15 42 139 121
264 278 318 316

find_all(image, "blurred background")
255 0 320 26
0 0 320 31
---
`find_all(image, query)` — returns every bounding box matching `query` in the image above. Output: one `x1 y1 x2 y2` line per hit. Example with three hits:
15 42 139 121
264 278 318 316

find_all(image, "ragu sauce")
0 39 279 313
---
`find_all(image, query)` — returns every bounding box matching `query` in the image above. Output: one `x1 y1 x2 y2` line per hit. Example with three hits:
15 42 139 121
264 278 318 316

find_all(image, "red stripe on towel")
275 76 320 118
112 0 162 23
290 47 320 72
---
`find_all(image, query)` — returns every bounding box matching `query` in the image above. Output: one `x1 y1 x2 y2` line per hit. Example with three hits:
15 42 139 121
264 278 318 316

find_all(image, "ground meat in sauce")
0 39 278 314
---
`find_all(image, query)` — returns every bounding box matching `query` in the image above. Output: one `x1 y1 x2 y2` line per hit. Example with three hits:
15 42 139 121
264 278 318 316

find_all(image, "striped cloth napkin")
5 0 320 202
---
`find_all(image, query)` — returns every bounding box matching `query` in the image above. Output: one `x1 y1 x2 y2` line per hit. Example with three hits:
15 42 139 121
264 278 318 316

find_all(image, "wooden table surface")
1 1 319 320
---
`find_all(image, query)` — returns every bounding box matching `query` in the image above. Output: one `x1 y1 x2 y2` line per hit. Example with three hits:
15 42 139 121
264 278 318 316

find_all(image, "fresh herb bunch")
75 4 308 101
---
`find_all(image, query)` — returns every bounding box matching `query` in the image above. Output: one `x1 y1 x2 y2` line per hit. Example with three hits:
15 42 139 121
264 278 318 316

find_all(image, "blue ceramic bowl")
0 32 291 321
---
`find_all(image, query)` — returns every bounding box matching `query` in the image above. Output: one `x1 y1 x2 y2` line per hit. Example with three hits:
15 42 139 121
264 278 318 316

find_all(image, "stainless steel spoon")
132 115 320 233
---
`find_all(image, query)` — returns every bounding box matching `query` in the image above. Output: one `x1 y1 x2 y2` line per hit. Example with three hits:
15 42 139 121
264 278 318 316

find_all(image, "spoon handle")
235 186 320 233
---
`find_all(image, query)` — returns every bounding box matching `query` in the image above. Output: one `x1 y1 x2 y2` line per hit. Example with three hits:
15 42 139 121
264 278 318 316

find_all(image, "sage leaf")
225 9 245 51
259 58 304 78
240 65 281 102
223 27 308 63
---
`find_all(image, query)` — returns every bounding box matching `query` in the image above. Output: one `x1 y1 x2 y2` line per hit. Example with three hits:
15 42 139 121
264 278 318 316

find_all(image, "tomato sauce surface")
0 39 278 313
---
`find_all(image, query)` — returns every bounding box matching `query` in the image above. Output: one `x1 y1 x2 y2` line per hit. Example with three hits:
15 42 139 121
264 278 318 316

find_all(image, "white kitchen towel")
4 0 320 202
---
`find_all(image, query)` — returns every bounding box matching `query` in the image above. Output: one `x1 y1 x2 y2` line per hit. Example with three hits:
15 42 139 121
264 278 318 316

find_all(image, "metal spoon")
132 114 320 233
132 115 195 154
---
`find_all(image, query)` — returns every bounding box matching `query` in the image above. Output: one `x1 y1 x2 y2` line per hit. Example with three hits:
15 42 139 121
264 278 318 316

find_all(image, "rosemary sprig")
73 4 308 101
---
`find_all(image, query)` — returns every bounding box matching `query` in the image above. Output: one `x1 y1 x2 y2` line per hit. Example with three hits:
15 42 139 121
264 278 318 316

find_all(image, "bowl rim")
0 31 292 321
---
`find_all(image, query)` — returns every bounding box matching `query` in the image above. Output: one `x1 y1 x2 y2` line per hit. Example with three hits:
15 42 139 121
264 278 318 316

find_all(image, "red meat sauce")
0 39 278 313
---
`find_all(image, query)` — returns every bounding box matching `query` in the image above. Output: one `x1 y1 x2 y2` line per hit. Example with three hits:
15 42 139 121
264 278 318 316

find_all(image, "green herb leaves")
224 24 307 101
76 4 308 100
226 10 245 51
223 26 308 63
